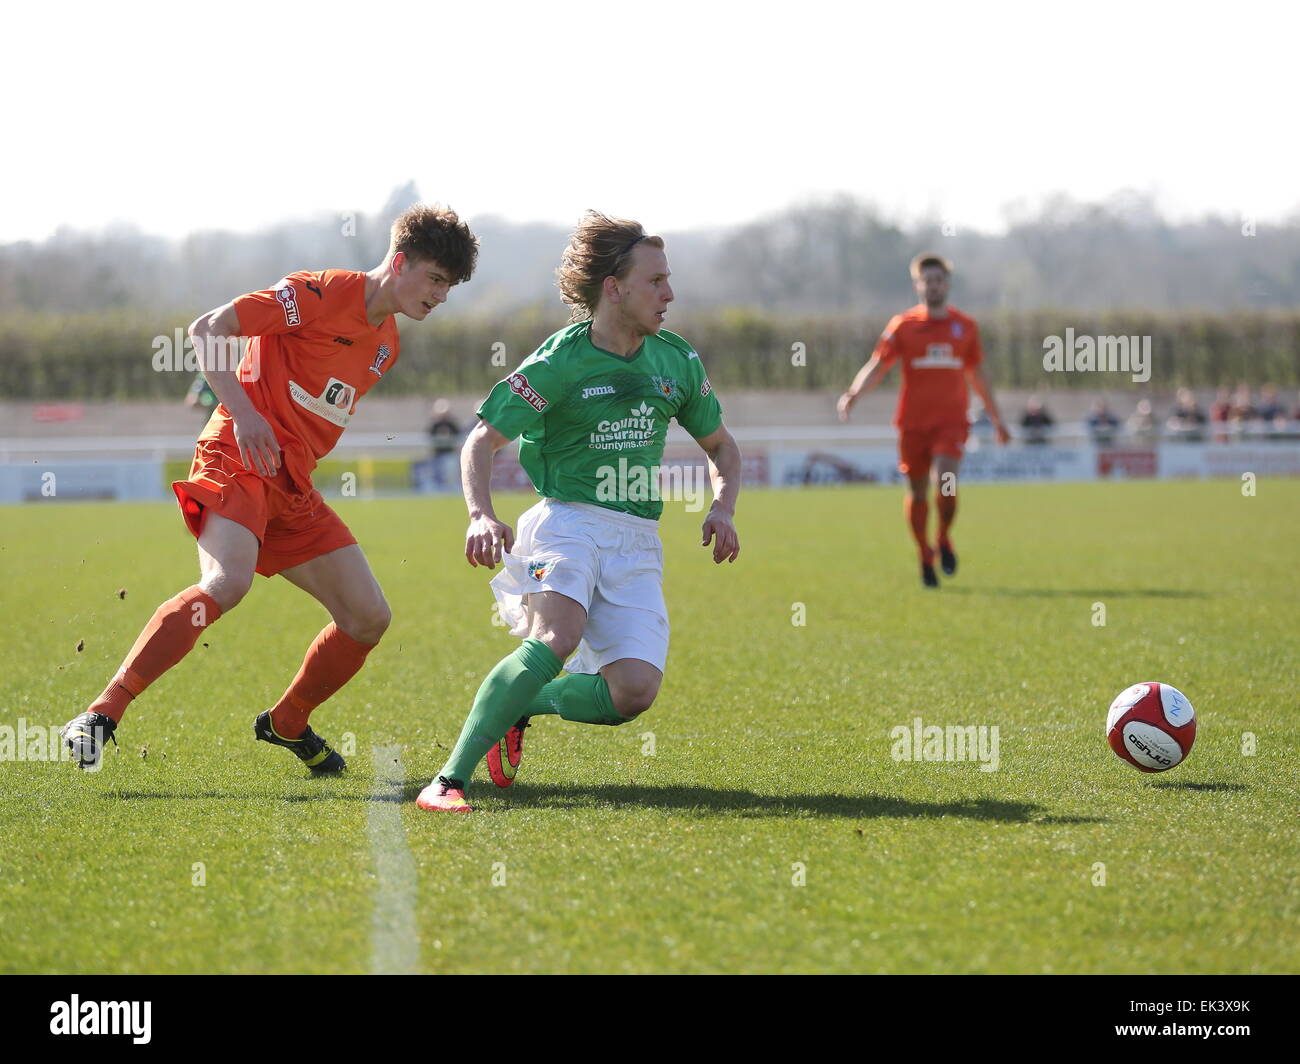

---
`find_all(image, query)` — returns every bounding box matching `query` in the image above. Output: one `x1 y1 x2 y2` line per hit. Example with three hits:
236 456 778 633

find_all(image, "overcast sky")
3 0 1291 241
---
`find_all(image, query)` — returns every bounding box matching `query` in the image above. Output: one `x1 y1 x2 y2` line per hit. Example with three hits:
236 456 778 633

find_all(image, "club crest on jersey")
369 344 392 377
527 560 553 582
289 377 355 427
651 376 679 401
507 372 548 412
951 321 963 338
275 283 301 327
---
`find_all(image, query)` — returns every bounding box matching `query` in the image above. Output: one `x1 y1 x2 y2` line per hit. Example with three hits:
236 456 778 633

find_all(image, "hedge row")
2 307 1297 399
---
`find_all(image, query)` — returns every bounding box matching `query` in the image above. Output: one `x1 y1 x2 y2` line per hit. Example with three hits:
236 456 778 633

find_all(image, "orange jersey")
874 305 983 430
199 269 399 491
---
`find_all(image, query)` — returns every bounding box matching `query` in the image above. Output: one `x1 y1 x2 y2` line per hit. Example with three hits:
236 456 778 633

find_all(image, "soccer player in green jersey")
417 211 742 812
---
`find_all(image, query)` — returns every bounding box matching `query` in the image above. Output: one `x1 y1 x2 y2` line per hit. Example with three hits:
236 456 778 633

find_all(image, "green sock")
440 639 563 784
525 672 625 726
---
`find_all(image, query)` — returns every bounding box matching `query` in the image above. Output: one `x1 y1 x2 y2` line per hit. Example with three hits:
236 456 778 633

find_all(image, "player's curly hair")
556 211 664 322
389 204 479 283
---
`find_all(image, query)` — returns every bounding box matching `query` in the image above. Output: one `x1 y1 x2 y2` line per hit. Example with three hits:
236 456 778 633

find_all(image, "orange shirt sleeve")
874 315 906 365
232 271 330 337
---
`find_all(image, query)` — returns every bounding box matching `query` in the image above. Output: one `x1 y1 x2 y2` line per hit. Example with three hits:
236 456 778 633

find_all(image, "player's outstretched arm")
462 418 516 569
838 355 889 421
694 424 741 564
967 366 1011 444
187 303 282 476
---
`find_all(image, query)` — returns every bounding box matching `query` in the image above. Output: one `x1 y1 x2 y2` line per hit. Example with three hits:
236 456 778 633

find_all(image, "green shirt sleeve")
674 350 723 440
476 352 565 441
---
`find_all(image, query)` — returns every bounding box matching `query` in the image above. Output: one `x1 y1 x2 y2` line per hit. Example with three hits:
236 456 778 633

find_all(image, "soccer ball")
1105 682 1196 772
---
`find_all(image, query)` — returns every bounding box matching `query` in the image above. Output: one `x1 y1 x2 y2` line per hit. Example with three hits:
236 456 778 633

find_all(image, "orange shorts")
172 440 356 577
898 423 969 479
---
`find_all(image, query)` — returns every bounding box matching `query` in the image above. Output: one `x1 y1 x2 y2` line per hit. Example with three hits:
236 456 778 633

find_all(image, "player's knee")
527 623 581 662
339 597 391 644
611 682 659 721
200 570 252 613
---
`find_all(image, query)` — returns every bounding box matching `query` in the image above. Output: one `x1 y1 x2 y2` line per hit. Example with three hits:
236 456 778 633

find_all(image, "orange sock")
268 623 376 739
88 586 223 723
905 494 932 564
936 491 957 546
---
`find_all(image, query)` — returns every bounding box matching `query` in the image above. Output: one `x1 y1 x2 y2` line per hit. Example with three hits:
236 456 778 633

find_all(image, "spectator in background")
1165 388 1207 442
1256 385 1285 430
427 398 461 489
1086 399 1120 445
1290 390 1300 424
1128 398 1158 440
1019 397 1054 444
1230 384 1256 432
1209 387 1232 442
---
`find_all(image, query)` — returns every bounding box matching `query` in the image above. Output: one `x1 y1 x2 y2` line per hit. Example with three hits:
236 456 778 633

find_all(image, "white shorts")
489 498 668 675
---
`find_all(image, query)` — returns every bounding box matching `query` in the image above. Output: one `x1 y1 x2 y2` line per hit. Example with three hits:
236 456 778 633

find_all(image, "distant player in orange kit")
838 253 1010 588
60 205 478 773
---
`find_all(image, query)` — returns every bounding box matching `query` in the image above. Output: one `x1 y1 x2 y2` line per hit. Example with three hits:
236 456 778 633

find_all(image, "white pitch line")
368 744 420 975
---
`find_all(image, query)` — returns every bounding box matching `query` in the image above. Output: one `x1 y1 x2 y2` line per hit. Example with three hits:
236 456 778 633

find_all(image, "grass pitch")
1 480 1296 974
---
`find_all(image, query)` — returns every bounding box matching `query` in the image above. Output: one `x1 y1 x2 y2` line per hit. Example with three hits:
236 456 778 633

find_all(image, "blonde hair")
556 211 664 321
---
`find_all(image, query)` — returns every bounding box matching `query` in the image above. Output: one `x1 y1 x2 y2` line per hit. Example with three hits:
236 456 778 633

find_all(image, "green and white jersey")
477 322 723 520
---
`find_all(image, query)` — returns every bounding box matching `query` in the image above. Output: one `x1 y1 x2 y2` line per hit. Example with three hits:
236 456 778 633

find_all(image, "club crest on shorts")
369 344 392 377
527 560 553 582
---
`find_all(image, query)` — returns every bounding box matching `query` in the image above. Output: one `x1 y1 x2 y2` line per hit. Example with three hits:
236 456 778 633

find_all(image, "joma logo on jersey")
369 344 391 377
507 372 548 412
582 385 615 399
289 377 355 427
275 284 301 327
914 343 962 369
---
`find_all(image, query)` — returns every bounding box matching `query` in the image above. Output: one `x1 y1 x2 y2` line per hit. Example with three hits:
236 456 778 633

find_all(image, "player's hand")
702 507 740 564
465 514 515 569
233 411 282 477
836 392 855 423
994 422 1011 445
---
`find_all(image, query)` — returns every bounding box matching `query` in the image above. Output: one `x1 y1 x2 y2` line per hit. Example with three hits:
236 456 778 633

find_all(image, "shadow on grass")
1148 781 1248 792
112 783 1107 824
445 781 1108 825
944 587 1209 600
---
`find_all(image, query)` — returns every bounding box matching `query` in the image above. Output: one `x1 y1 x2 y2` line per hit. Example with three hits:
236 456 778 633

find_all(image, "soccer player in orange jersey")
837 253 1010 588
59 205 478 773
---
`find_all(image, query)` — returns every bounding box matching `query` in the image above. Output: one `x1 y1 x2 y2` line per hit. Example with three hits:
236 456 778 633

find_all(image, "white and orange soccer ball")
1106 682 1197 772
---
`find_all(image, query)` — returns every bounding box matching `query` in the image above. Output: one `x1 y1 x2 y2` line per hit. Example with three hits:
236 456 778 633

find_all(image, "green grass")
1 481 1296 974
